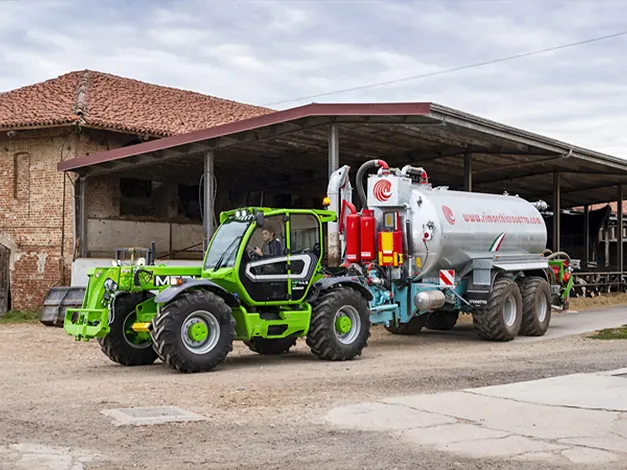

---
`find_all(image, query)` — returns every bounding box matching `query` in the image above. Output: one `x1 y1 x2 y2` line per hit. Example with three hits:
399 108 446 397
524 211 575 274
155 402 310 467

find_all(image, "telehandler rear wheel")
306 287 370 361
151 290 235 373
97 293 159 367
244 337 297 355
472 277 522 341
384 314 427 335
518 277 551 336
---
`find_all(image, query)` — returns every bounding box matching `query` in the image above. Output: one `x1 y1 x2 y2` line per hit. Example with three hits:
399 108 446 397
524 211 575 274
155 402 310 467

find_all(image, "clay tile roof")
588 202 627 215
0 70 274 136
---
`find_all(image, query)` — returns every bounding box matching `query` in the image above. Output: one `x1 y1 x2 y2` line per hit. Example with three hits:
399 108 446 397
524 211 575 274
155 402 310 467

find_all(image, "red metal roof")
0 70 273 136
57 102 433 172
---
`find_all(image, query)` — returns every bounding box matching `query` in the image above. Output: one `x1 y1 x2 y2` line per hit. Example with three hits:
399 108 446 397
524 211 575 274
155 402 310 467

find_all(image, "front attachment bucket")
40 286 86 327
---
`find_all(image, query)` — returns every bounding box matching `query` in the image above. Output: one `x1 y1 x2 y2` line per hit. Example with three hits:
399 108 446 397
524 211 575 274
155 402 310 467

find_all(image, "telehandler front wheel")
97 293 159 367
151 290 235 373
306 287 371 361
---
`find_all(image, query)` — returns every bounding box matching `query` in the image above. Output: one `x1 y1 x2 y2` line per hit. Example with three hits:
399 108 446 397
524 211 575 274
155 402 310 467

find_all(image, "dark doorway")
0 244 9 315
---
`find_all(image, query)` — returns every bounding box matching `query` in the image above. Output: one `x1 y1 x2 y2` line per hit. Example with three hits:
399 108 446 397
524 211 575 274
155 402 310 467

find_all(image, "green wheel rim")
334 306 361 345
189 322 209 342
123 312 152 349
180 310 220 355
335 315 353 335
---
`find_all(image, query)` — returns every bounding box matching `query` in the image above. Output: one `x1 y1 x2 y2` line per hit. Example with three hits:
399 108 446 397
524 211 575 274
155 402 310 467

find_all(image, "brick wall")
0 127 78 310
0 127 138 311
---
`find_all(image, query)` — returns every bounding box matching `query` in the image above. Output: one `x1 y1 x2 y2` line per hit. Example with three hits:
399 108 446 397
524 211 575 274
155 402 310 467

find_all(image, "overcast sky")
1 0 626 156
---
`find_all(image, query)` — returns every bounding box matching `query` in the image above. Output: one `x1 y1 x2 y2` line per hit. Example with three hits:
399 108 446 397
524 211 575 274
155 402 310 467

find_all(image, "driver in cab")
253 226 282 258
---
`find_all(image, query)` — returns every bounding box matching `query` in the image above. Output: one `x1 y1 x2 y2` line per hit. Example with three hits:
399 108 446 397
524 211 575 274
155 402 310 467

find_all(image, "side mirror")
255 212 265 228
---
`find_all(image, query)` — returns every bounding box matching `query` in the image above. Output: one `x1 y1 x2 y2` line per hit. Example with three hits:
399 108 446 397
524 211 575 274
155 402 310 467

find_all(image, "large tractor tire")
151 290 235 373
306 287 370 361
472 277 522 341
384 314 427 335
425 311 458 330
244 337 298 355
518 277 552 336
97 293 159 367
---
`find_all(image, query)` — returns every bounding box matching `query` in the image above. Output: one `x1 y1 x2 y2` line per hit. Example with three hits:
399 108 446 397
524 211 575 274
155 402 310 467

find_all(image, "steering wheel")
247 249 260 260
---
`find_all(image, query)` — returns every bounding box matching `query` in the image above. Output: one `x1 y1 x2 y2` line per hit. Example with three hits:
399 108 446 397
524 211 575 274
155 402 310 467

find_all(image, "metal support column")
605 217 610 268
79 176 87 258
583 205 590 269
552 172 561 253
203 151 216 252
463 153 472 191
328 124 339 179
618 185 624 273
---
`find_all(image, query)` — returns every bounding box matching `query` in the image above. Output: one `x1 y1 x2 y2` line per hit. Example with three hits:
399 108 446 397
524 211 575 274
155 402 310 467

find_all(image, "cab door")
287 213 322 302
239 214 289 302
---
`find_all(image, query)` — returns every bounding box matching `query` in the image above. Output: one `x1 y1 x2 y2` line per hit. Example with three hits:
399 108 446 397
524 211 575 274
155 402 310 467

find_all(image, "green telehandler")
63 206 373 373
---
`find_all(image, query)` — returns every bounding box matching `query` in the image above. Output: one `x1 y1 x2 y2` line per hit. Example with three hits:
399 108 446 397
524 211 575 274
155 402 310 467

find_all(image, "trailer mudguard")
307 276 373 303
154 279 240 307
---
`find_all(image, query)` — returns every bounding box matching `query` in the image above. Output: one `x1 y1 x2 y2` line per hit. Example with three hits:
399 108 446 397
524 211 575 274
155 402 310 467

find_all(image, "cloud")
1 0 626 156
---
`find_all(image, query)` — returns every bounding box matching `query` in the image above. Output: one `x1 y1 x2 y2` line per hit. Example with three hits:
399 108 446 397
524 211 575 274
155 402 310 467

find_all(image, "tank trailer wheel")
306 287 371 361
97 293 159 367
425 311 458 331
151 290 235 373
384 314 427 335
244 337 298 355
518 277 552 336
472 278 522 341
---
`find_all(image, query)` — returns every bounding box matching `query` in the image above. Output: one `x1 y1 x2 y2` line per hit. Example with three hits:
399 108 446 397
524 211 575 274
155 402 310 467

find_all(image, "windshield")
203 218 251 270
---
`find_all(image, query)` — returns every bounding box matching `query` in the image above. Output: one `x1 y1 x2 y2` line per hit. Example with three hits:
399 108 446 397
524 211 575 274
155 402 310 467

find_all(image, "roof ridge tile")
72 70 90 122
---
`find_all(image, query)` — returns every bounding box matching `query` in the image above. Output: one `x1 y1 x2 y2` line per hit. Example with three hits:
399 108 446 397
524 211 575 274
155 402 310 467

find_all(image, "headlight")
104 278 118 292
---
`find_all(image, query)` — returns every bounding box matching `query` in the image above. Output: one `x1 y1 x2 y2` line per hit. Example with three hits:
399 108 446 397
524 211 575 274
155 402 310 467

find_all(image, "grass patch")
0 310 40 324
591 325 627 340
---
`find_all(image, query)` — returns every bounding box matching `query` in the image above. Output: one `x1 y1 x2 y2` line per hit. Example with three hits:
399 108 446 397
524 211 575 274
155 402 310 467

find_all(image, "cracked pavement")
0 443 99 470
326 368 627 465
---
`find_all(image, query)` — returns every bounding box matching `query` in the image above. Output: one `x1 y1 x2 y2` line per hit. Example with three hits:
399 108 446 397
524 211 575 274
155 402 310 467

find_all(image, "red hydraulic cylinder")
360 209 376 261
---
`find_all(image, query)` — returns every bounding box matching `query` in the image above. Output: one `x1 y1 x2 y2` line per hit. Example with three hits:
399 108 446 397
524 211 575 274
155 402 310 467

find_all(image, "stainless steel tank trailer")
324 159 579 340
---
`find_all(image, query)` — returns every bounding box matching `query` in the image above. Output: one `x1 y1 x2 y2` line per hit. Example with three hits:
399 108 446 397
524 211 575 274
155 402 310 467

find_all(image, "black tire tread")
305 287 370 361
519 277 551 336
150 290 235 373
472 277 522 341
425 312 458 331
244 337 297 355
385 315 427 335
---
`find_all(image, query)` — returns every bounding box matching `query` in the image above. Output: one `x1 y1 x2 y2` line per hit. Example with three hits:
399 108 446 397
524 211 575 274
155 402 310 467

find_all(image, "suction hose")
356 159 389 208
546 250 571 261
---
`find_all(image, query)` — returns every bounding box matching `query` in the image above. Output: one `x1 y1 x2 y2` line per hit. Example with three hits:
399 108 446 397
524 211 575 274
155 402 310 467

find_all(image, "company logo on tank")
373 179 392 202
442 205 456 225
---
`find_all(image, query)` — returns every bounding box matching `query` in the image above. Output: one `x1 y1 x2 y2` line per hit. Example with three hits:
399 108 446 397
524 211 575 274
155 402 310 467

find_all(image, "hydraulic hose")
356 159 389 208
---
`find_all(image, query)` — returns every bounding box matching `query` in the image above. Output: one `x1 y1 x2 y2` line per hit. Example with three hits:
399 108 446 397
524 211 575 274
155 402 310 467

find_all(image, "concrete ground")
0 306 626 469
327 368 627 465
